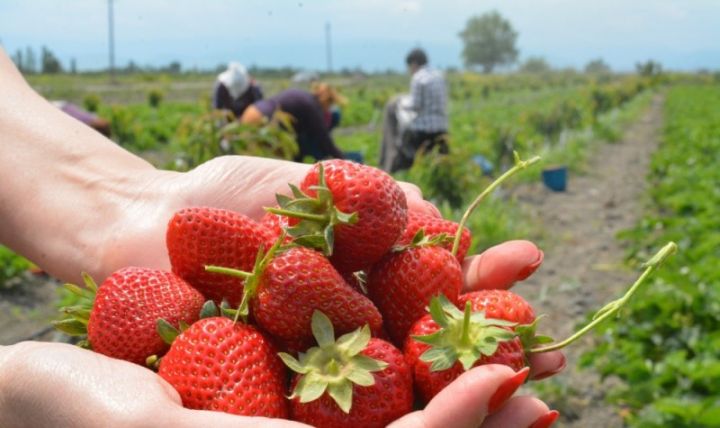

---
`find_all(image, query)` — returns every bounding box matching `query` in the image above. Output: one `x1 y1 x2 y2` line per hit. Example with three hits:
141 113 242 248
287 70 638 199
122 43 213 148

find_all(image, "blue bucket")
542 166 568 192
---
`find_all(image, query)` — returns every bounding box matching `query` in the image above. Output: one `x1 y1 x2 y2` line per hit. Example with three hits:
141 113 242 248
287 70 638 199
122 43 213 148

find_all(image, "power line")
108 0 115 81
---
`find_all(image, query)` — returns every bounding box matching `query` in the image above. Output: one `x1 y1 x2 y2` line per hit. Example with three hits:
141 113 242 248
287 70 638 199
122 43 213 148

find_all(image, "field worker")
0 48 563 428
240 83 346 162
212 62 264 119
51 100 111 137
395 48 449 171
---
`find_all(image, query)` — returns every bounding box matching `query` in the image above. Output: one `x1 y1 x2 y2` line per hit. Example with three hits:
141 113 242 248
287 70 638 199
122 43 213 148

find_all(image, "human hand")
386 240 564 428
0 341 309 428
96 155 438 282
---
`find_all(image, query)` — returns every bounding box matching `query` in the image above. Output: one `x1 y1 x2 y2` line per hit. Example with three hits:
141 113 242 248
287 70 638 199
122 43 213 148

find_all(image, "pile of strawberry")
55 158 667 427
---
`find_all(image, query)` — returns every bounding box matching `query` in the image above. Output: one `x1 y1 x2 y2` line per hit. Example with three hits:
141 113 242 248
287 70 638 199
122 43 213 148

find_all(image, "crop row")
581 84 720 427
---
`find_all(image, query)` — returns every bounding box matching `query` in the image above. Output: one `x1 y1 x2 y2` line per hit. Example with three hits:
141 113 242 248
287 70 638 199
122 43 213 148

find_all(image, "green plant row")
581 84 720 427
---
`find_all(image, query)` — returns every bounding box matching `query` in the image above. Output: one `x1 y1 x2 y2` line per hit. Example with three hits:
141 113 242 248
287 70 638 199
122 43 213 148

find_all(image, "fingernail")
532 354 567 381
529 410 560 428
488 367 530 414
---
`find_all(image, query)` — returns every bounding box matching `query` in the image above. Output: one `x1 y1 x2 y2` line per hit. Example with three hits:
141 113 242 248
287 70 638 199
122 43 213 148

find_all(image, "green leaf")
336 325 371 356
353 355 388 372
327 381 353 413
199 300 219 319
296 373 328 403
346 369 375 387
81 272 99 292
52 318 88 336
278 352 308 374
156 318 180 345
311 311 335 347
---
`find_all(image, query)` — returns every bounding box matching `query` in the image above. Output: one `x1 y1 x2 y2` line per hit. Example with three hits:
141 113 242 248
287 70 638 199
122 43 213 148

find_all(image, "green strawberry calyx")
392 228 452 252
264 163 358 257
278 311 388 414
413 295 522 371
51 272 100 348
205 235 286 323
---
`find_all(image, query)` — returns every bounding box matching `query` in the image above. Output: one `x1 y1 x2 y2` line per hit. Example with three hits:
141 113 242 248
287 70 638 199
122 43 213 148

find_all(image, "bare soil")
513 94 664 427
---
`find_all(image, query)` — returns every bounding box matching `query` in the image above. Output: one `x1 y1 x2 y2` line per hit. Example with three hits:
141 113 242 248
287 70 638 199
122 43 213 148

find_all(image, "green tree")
41 46 63 74
24 46 37 73
584 58 611 74
458 11 518 73
636 60 662 77
519 56 550 73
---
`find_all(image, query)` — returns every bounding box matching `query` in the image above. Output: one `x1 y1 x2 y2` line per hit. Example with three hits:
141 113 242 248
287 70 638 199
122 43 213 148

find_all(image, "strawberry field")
581 85 720 427
2 70 720 427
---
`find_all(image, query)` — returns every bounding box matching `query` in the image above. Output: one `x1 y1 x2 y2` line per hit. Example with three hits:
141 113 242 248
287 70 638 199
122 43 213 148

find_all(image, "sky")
1 0 719 72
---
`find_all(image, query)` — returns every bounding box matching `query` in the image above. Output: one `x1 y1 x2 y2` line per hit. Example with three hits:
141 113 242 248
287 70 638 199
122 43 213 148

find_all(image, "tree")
585 58 611 74
459 11 518 73
12 50 24 72
24 46 37 74
636 60 662 77
519 56 550 74
41 46 63 74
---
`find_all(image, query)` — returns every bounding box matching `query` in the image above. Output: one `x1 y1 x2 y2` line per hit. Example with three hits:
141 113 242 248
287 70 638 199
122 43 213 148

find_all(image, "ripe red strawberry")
281 312 413 428
366 233 463 346
268 160 408 273
398 211 472 263
404 293 535 403
53 267 205 365
260 207 290 242
208 244 383 349
166 207 272 306
158 316 288 417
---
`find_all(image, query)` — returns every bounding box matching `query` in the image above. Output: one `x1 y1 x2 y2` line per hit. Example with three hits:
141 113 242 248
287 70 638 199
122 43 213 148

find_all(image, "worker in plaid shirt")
394 48 449 171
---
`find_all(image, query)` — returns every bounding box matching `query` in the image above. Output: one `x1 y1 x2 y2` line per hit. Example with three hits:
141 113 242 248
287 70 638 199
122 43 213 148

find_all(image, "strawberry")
259 207 289 242
280 311 413 428
53 267 205 365
398 211 472 263
158 316 288 417
207 243 383 350
166 207 272 306
366 231 463 346
267 160 407 273
404 293 535 403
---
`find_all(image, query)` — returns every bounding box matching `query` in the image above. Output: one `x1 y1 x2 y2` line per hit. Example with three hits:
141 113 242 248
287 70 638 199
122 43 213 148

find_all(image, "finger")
169 408 311 428
397 182 442 218
481 396 559 428
528 351 567 381
389 365 521 428
462 240 544 292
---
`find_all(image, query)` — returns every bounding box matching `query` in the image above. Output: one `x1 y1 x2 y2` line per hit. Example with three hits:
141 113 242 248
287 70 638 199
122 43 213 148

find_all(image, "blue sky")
1 0 718 72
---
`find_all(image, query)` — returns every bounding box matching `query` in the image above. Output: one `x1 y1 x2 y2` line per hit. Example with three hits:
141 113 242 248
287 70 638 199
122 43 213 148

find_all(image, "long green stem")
205 266 252 278
451 152 541 257
529 242 677 353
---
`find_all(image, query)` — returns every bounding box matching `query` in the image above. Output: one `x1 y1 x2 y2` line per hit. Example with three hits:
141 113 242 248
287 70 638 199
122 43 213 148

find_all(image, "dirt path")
512 94 664 427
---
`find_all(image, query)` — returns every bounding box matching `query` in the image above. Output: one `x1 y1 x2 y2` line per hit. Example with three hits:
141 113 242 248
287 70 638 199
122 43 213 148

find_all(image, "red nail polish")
487 367 530 414
529 410 560 428
532 354 567 380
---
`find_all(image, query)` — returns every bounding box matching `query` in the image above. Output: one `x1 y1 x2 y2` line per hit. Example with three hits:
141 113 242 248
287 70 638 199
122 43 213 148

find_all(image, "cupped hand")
0 341 309 428
90 156 562 427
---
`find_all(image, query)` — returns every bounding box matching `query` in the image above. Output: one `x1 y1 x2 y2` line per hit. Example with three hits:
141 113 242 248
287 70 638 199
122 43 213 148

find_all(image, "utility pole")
108 0 115 82
325 21 332 74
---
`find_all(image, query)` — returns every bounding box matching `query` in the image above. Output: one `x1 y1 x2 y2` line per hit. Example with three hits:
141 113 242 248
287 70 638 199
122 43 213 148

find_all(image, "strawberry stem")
529 242 677 353
204 266 252 278
452 152 541 257
265 207 328 222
